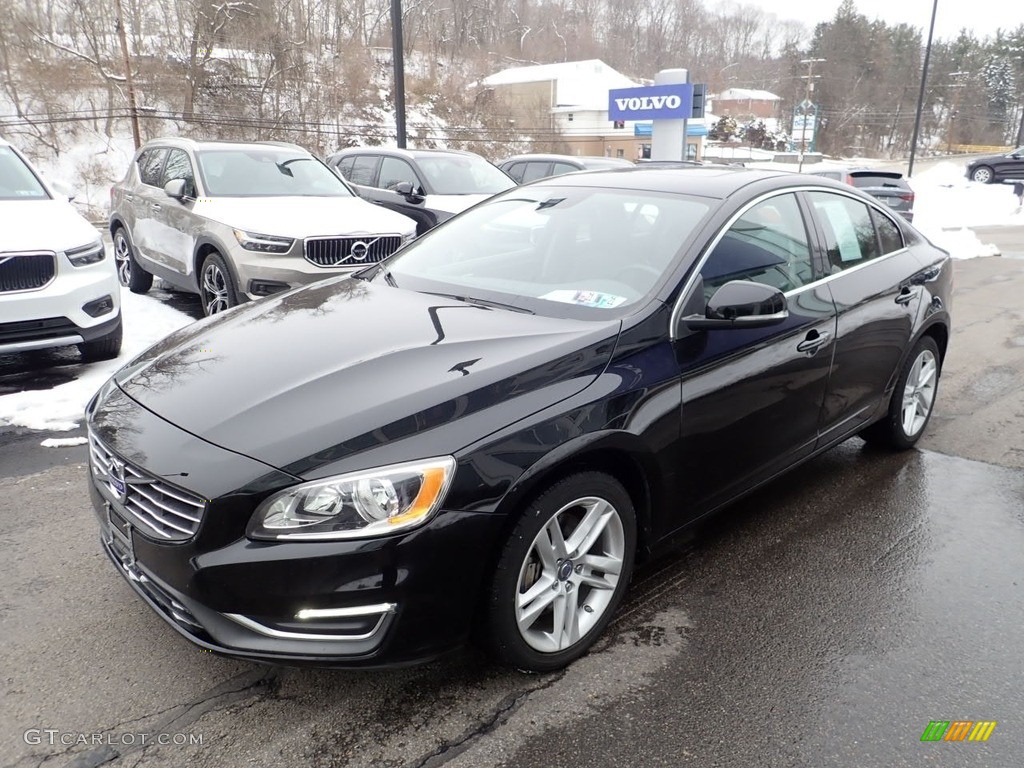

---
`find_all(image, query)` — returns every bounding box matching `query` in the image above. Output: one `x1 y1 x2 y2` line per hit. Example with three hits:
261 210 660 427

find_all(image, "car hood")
194 196 417 237
0 199 100 253
114 278 619 477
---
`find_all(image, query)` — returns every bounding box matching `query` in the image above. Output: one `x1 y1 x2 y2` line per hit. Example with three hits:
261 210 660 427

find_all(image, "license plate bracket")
106 503 135 565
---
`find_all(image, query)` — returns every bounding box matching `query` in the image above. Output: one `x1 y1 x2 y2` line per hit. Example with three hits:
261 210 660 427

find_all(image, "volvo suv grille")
89 433 206 541
0 251 56 292
304 236 402 267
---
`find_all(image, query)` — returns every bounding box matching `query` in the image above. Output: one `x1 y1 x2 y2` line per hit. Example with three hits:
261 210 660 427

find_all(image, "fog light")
249 280 291 297
82 295 114 317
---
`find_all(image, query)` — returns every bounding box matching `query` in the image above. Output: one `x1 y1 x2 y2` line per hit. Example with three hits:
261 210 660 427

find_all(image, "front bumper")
0 251 121 353
86 384 502 666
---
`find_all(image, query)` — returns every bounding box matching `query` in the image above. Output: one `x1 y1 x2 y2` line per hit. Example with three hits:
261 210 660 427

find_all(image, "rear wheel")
970 165 994 184
860 336 941 450
199 251 238 316
113 228 153 294
485 472 636 672
78 317 123 362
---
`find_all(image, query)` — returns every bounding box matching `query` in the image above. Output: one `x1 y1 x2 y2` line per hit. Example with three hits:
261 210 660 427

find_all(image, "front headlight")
233 229 294 254
65 240 105 266
247 457 457 541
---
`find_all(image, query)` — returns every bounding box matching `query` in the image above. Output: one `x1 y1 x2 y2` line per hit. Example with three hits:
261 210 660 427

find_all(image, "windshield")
382 185 711 317
197 149 353 197
416 155 516 195
0 147 50 200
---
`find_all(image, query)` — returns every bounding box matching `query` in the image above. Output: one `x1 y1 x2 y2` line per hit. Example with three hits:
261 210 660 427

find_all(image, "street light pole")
907 0 938 178
797 58 825 172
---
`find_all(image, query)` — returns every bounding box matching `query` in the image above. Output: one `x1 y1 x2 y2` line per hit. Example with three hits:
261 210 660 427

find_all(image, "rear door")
804 190 928 443
149 148 200 280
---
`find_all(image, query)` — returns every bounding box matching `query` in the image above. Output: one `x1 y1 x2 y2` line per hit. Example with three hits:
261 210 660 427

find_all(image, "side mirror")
394 181 424 201
51 179 76 201
163 178 187 200
683 280 788 330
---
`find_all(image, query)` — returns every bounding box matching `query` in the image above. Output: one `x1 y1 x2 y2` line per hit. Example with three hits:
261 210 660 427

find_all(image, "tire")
199 251 238 317
113 227 153 294
484 472 637 672
970 165 994 184
860 336 941 450
78 317 123 362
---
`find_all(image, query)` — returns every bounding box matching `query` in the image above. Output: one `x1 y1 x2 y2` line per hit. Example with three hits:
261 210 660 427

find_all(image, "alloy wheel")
515 496 625 653
113 232 132 286
901 348 938 437
202 262 230 315
971 167 993 184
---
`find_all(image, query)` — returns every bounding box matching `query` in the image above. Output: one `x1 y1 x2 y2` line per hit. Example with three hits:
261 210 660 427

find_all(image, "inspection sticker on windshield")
542 290 627 308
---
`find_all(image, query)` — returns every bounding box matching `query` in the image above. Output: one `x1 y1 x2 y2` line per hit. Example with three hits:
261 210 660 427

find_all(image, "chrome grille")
304 236 402 267
0 251 56 292
89 433 206 541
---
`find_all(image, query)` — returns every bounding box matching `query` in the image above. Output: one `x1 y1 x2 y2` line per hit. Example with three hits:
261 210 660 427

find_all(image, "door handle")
895 286 919 305
796 330 831 354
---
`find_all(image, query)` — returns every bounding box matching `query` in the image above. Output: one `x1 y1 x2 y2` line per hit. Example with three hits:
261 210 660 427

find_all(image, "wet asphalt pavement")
2 257 1024 767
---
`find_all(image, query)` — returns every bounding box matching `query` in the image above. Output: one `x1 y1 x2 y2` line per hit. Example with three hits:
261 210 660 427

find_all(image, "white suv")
109 138 417 316
0 138 122 361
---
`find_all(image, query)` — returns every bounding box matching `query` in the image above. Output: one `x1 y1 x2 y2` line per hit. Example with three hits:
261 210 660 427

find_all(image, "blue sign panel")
608 84 694 121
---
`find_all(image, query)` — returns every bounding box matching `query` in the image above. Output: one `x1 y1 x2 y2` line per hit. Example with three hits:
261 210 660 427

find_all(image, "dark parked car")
965 146 1024 184
86 167 951 672
326 147 515 235
498 153 634 183
806 167 915 222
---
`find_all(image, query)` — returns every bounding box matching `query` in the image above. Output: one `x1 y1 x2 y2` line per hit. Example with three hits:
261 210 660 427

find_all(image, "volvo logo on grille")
108 459 128 501
350 239 376 261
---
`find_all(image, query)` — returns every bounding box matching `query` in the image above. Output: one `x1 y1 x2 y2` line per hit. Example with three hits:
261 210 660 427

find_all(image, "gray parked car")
109 138 416 316
805 167 915 222
498 154 634 184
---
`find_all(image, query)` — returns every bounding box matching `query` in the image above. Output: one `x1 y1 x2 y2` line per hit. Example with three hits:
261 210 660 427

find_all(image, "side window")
504 163 526 183
378 157 420 191
807 192 882 272
551 162 580 176
335 156 355 180
871 208 904 254
137 149 168 187
700 193 815 297
162 149 196 198
348 155 379 186
521 162 552 183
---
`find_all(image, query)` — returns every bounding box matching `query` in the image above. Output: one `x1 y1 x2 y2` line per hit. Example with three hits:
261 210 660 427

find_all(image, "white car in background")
0 138 122 361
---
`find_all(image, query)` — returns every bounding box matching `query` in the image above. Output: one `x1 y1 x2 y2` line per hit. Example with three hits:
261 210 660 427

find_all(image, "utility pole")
390 0 407 148
797 58 825 172
908 0 938 178
113 0 141 150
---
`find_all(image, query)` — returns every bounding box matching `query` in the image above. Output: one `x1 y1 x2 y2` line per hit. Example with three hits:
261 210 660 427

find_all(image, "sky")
710 0 1010 42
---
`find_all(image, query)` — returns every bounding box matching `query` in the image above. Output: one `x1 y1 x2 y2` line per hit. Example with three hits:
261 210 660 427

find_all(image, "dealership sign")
608 84 694 121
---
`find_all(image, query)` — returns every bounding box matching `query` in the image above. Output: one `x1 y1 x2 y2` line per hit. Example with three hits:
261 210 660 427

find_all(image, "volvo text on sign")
608 84 694 122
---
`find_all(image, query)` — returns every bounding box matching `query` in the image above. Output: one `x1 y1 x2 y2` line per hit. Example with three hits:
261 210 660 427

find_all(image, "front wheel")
484 472 636 672
199 251 238 316
860 336 941 450
970 165 994 184
78 317 123 362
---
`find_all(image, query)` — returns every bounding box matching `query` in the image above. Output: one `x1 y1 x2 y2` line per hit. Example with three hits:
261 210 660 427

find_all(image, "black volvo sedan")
86 167 952 672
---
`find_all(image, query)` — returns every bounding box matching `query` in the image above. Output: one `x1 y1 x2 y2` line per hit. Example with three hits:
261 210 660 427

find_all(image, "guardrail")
949 144 1012 154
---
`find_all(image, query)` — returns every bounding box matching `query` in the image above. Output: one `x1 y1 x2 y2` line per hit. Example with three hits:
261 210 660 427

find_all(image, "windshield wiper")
423 291 534 314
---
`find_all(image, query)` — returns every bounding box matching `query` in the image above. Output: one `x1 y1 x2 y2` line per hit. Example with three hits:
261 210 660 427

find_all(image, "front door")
671 192 837 524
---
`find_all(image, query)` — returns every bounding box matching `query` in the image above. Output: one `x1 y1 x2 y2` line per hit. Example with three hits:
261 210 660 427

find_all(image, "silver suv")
109 138 416 316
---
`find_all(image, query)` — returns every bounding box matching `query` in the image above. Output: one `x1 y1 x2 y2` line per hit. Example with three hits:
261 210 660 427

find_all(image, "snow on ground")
0 291 193 432
40 436 89 447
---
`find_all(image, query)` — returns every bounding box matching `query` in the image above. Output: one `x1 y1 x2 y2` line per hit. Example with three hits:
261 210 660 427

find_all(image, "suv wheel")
78 317 123 362
113 228 153 294
199 251 238 316
860 336 941 450
970 166 994 184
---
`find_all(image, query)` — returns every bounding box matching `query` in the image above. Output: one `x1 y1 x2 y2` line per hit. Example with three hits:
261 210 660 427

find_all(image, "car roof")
501 153 632 165
139 137 310 154
527 166 812 198
330 147 483 161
